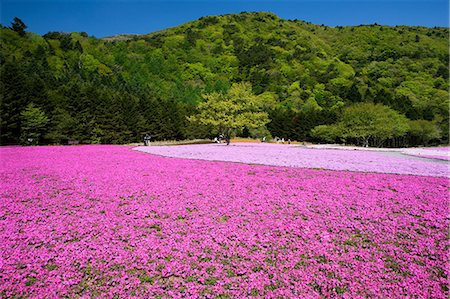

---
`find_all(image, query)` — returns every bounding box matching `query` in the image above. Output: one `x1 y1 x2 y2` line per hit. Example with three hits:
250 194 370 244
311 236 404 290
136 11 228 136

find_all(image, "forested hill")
1 12 449 145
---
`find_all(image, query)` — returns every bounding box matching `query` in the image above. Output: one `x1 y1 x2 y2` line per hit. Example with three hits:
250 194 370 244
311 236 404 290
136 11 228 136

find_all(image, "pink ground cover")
135 143 450 178
424 146 450 152
406 154 450 161
402 146 450 161
1 145 449 298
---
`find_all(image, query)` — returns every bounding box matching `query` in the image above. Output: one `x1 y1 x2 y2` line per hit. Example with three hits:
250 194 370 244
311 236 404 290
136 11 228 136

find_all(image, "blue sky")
1 0 448 37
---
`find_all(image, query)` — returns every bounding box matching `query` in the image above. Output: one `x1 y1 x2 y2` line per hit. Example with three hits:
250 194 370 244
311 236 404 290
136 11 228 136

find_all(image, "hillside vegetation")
1 12 448 146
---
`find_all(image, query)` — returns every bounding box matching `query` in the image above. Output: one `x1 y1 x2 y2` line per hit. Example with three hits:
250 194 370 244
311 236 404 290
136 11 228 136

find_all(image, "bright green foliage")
395 78 449 120
339 103 410 147
0 13 448 146
188 82 269 139
310 125 339 143
20 103 49 145
408 119 441 146
312 103 410 147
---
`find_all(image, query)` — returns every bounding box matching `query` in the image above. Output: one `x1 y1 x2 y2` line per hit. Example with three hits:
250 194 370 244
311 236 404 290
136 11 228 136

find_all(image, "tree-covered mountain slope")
1 12 448 145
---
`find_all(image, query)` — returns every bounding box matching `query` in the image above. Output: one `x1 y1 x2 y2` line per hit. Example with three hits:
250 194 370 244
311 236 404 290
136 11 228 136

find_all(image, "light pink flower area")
406 154 450 161
402 146 450 161
424 146 450 152
1 145 449 298
136 143 450 178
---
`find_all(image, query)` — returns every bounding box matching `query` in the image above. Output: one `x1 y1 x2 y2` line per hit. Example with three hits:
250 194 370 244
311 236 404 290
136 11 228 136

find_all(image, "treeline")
1 13 448 146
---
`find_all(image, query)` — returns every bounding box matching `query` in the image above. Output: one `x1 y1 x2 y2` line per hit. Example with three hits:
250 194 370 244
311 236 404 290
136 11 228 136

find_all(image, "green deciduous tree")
188 82 269 143
310 124 339 143
339 103 410 147
408 119 441 146
395 78 449 120
312 103 410 147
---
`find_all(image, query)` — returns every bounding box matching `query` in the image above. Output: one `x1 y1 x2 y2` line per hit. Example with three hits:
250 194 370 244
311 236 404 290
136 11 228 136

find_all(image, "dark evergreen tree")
9 17 27 36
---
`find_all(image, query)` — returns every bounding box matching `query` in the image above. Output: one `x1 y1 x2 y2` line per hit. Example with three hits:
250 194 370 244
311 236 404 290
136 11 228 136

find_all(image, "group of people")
213 134 230 145
262 136 291 144
143 134 152 146
144 133 290 146
212 135 291 145
274 137 291 144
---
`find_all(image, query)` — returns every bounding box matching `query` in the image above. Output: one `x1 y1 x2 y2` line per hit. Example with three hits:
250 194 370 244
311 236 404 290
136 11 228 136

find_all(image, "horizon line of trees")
17 89 443 147
1 16 448 147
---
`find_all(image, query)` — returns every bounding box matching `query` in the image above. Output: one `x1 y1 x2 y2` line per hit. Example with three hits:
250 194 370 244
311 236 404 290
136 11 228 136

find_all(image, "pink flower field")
405 154 450 161
1 145 449 298
135 143 450 178
402 146 450 162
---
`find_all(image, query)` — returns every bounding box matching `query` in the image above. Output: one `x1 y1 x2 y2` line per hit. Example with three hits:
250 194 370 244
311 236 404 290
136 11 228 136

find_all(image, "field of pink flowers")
405 154 450 161
135 143 450 177
401 146 450 161
1 145 449 298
